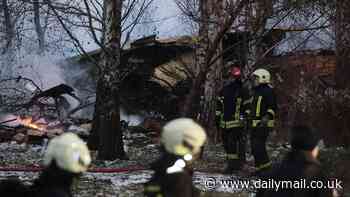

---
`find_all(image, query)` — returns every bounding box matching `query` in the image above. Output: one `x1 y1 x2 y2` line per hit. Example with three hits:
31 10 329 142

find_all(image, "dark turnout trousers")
222 127 246 170
250 127 271 172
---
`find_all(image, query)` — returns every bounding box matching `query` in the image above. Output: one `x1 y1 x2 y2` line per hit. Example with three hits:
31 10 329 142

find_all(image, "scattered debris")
0 126 348 196
12 133 27 144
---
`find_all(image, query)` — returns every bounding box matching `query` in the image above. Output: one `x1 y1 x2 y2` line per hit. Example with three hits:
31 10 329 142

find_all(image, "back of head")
230 67 241 78
43 133 91 174
252 68 271 85
160 118 207 157
290 125 320 151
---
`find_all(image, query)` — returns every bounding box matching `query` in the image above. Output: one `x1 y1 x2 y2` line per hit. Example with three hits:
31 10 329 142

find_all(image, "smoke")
120 108 144 126
0 53 146 124
16 54 65 90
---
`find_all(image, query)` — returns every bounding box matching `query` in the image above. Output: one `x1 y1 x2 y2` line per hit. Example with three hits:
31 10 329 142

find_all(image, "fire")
18 116 46 131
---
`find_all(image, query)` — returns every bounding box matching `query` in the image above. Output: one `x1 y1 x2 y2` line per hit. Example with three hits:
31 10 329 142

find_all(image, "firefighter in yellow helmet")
244 68 277 175
36 133 91 197
144 118 207 197
0 133 91 197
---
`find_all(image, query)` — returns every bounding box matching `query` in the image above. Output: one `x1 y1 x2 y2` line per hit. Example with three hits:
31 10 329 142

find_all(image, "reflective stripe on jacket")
218 80 248 129
245 84 277 128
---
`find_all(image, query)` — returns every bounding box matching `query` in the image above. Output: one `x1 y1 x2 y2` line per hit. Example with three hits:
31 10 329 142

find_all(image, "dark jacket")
246 84 277 127
0 162 77 197
0 179 28 197
217 80 248 129
257 151 334 197
144 154 201 197
31 162 78 197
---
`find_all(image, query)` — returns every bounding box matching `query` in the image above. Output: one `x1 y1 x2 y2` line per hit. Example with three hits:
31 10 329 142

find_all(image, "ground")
0 126 348 197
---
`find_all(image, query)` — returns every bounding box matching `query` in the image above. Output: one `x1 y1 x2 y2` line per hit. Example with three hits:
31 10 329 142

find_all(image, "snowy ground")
0 127 347 197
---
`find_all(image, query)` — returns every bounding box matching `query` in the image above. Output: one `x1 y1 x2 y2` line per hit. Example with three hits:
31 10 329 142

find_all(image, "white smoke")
120 108 144 126
16 54 65 90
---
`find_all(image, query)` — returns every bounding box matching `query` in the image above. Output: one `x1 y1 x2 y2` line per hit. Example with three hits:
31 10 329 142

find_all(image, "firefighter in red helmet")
217 66 248 173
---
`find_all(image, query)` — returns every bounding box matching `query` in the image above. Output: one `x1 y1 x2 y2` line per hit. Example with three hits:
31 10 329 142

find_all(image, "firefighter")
0 133 91 197
256 125 335 197
245 68 277 174
33 132 91 197
218 66 247 173
144 118 207 197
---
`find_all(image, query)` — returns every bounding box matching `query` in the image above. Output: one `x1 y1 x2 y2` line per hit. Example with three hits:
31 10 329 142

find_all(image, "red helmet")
230 67 241 77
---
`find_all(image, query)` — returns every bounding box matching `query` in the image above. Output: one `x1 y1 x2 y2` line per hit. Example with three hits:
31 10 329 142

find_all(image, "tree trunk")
181 0 209 118
95 0 125 160
1 0 14 77
199 0 224 142
335 0 350 89
181 1 249 143
246 0 272 68
88 80 101 151
2 0 13 51
181 72 205 118
97 81 124 160
33 0 45 54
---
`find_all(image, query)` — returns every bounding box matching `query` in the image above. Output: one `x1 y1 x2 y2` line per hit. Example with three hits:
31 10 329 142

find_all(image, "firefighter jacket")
217 80 248 129
244 84 277 128
31 162 76 197
144 154 202 197
256 151 334 197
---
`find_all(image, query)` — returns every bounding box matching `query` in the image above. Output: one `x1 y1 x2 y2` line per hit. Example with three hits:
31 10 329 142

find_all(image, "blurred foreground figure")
0 133 91 197
257 125 336 197
144 118 207 197
33 132 91 197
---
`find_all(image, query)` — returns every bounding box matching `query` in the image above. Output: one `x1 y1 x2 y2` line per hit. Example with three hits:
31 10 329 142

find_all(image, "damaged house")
64 30 285 119
63 29 342 146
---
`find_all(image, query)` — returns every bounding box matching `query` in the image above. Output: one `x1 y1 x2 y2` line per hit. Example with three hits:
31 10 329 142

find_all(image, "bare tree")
335 0 350 89
33 0 45 54
47 0 155 160
92 0 124 160
1 0 15 77
173 0 336 142
176 0 250 141
2 0 14 53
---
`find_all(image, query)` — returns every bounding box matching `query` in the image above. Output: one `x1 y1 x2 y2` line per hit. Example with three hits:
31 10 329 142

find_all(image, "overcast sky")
73 0 186 54
152 0 186 37
68 0 334 56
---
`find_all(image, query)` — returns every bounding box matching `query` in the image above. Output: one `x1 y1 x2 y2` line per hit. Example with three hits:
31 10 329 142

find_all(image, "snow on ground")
0 126 257 196
0 126 347 196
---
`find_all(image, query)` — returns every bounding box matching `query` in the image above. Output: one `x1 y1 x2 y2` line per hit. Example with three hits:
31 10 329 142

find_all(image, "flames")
18 116 46 131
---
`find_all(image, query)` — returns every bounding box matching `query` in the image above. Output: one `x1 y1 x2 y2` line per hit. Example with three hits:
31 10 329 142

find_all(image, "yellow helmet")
160 118 207 156
252 68 271 84
43 133 91 173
